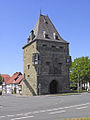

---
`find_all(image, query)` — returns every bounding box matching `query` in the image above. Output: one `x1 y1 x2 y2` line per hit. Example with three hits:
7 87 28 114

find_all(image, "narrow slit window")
43 44 47 47
27 65 30 69
52 46 56 48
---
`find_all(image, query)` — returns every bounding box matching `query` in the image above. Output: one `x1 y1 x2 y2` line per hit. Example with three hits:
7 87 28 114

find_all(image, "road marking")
32 111 40 114
16 113 24 116
11 115 34 120
63 103 90 109
76 106 88 110
24 112 32 116
41 102 90 113
7 115 15 117
39 110 47 113
1 102 90 119
0 116 5 118
0 106 3 109
49 110 66 115
46 109 54 112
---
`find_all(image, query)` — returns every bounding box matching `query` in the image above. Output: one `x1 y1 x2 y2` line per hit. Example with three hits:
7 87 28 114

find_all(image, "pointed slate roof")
23 14 68 49
33 14 67 43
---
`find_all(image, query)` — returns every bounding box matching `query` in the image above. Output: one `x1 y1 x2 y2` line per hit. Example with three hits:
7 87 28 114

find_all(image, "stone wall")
22 39 70 95
22 41 38 95
36 40 70 94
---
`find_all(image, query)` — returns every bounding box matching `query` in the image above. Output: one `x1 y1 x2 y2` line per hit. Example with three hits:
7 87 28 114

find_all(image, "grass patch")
63 118 90 120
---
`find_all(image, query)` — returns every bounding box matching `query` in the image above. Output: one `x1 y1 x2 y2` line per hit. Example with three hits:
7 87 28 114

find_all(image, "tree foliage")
70 56 90 90
0 75 2 85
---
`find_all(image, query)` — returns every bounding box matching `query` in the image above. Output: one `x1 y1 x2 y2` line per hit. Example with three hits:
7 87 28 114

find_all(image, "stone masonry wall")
22 41 39 95
36 40 70 94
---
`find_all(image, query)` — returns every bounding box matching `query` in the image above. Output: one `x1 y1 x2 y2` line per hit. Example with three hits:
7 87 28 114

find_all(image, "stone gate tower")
22 14 71 95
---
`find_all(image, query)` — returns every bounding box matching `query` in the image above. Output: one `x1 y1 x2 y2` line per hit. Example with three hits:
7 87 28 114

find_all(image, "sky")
0 0 90 76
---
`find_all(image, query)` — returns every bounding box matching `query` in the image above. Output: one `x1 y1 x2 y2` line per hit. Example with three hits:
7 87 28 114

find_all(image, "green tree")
70 56 90 90
0 75 2 85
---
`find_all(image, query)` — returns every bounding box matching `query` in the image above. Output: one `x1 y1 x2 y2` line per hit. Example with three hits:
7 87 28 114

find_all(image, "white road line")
1 102 90 119
39 110 47 113
11 115 34 120
43 103 90 113
49 110 66 115
32 111 40 114
46 109 54 112
16 113 24 116
24 112 32 116
7 115 15 117
0 116 5 118
76 106 88 110
0 106 3 109
63 103 90 109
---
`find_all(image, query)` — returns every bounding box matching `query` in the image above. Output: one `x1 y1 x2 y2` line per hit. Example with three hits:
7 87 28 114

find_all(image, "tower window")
43 31 49 39
60 46 63 49
27 75 30 77
45 34 49 38
55 35 58 40
46 62 50 65
32 53 40 65
52 45 56 48
43 44 47 47
27 65 30 69
44 19 48 24
53 33 59 40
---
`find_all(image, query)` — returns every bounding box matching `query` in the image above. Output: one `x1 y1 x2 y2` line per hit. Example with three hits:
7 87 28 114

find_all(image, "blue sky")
0 0 90 76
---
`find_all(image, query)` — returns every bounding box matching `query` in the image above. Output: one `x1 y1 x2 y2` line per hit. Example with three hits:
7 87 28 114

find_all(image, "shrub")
0 90 2 95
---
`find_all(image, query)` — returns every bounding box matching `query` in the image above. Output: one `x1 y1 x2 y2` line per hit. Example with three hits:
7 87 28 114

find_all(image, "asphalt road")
0 93 90 120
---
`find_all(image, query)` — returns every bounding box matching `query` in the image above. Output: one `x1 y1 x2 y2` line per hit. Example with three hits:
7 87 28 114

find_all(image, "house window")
27 65 30 69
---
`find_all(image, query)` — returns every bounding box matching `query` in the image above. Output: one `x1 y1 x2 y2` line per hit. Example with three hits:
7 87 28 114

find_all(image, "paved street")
0 93 90 120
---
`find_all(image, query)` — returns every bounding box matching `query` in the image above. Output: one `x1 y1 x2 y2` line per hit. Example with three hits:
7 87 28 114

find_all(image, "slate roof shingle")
23 14 68 49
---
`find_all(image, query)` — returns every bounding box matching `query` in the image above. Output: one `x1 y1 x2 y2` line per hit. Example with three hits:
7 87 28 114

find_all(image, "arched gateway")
49 80 58 94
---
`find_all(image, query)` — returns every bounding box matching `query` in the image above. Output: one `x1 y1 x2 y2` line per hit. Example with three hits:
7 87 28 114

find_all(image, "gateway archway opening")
49 80 58 94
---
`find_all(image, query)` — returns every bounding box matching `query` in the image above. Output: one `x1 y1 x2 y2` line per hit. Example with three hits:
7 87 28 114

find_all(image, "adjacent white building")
1 72 23 94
